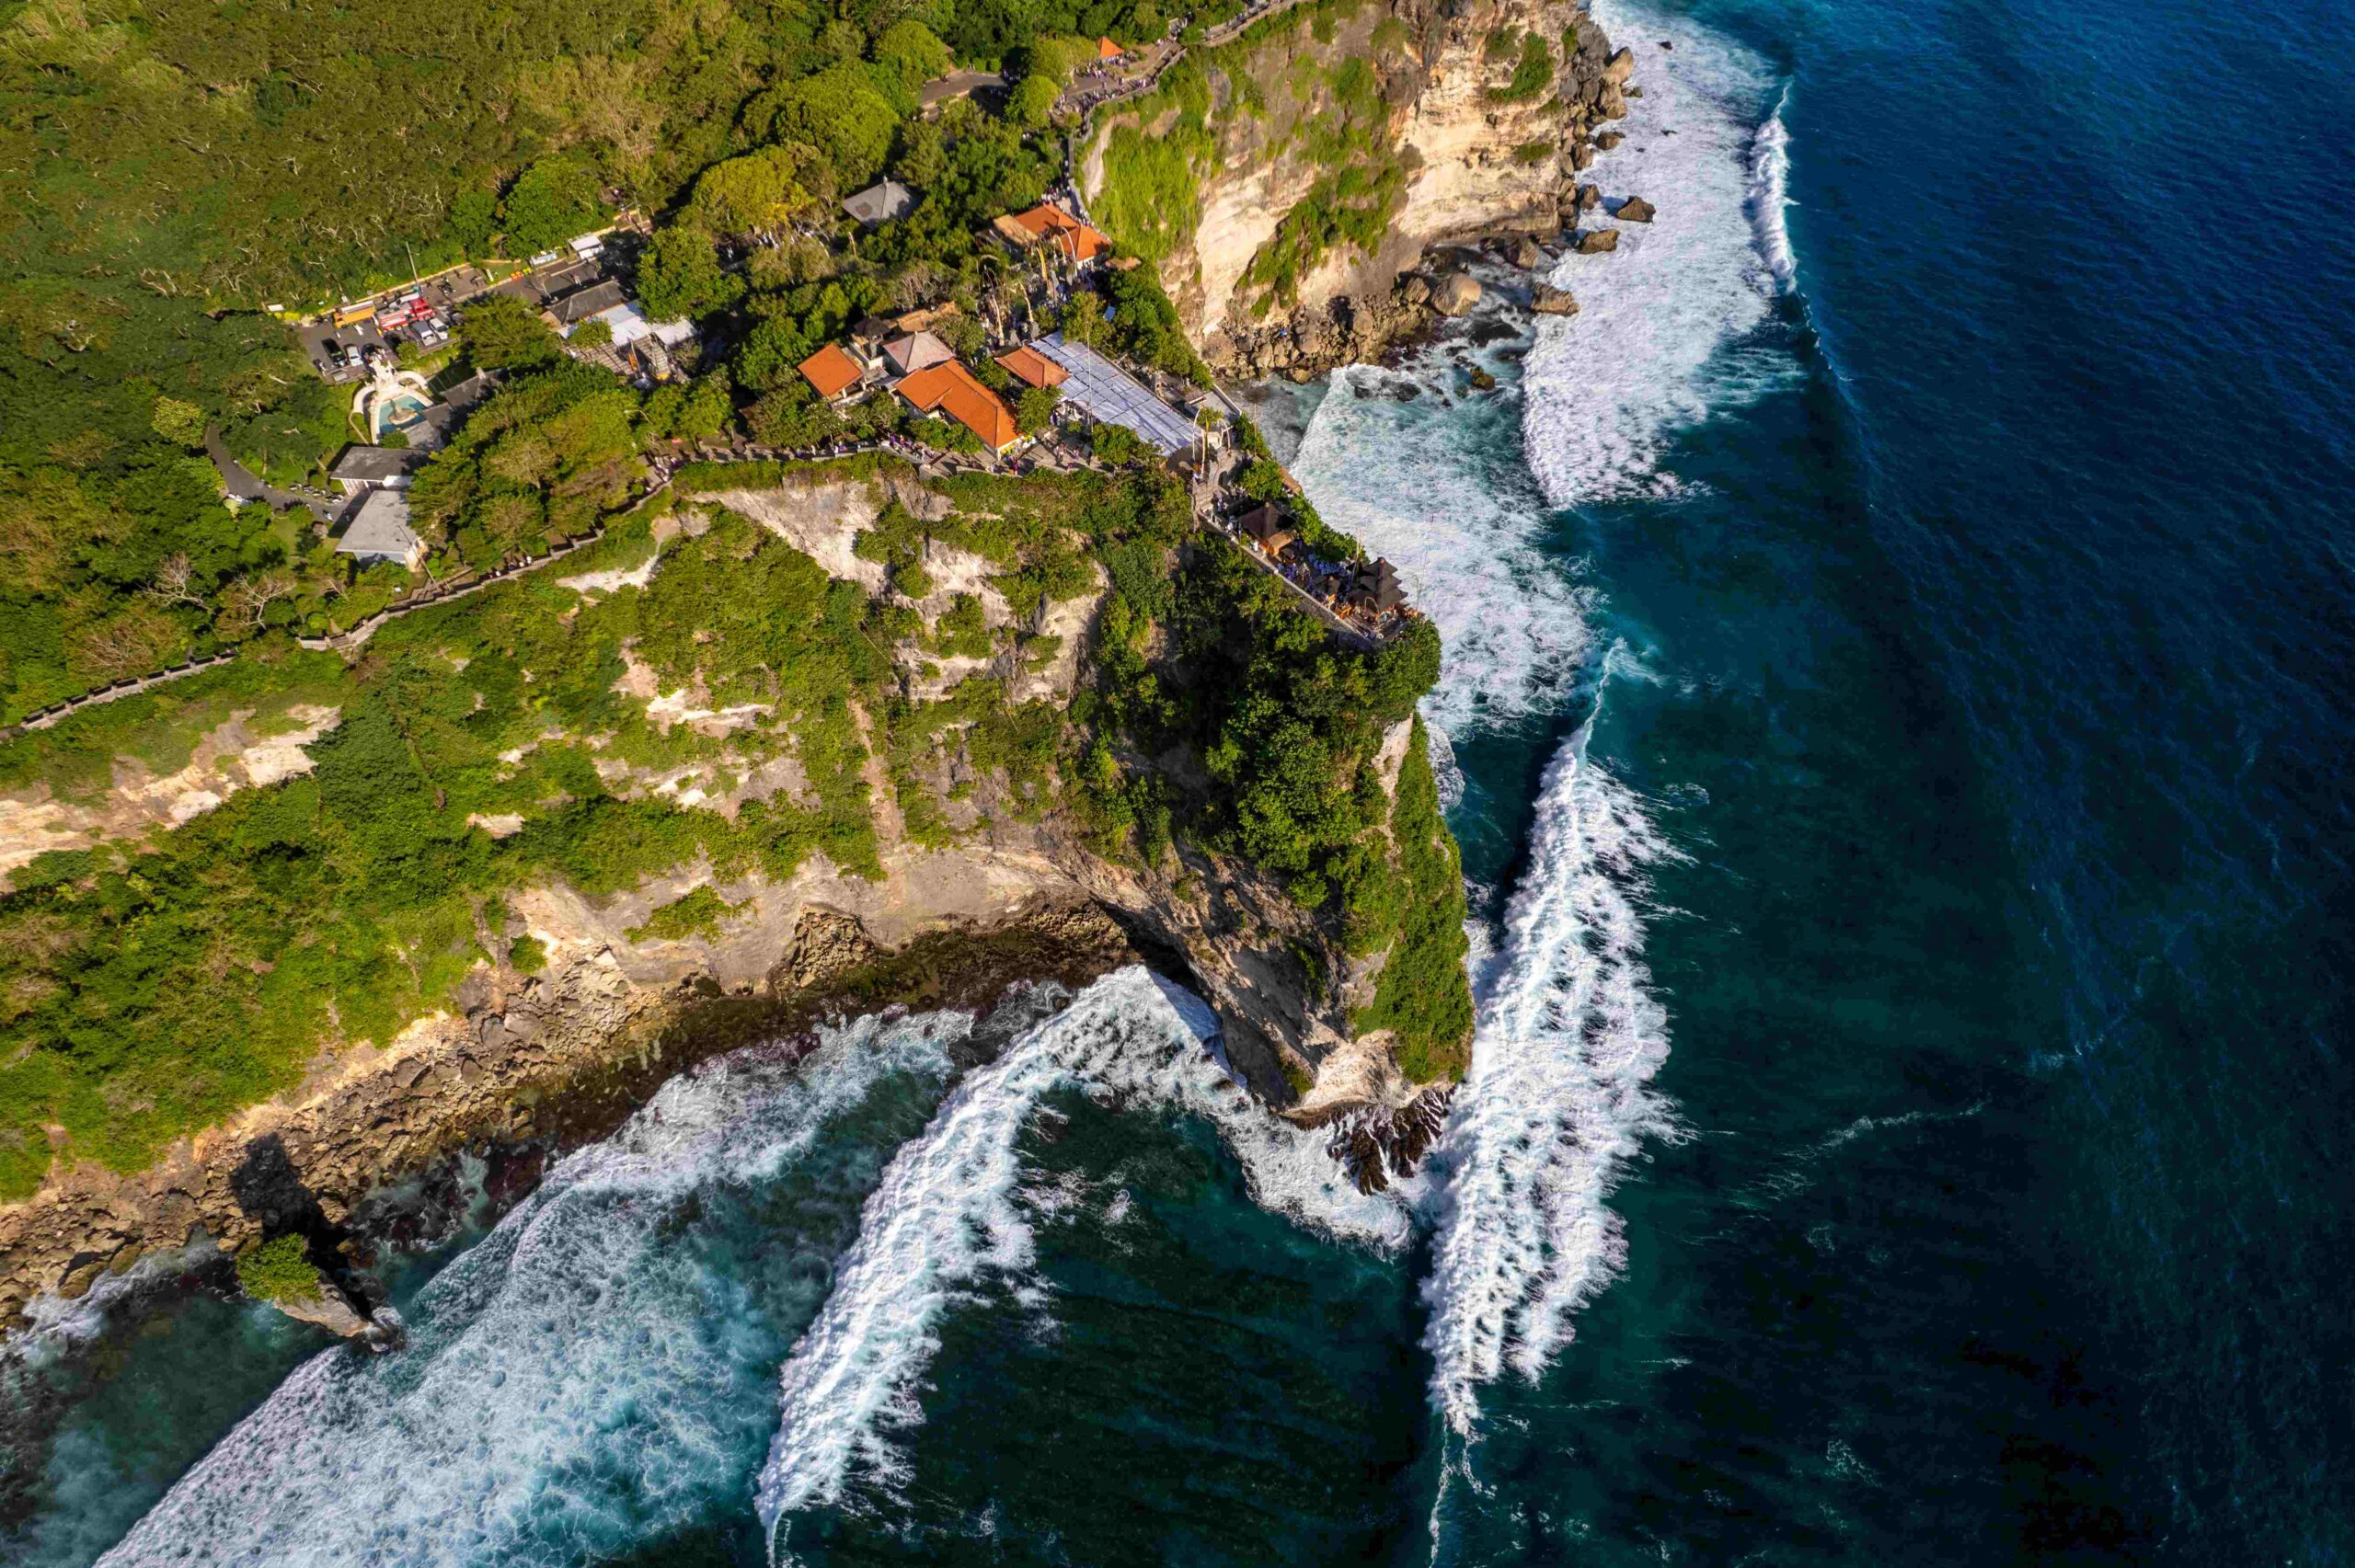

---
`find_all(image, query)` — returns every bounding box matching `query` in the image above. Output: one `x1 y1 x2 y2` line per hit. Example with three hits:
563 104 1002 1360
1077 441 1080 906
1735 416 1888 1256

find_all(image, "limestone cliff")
0 468 1438 1323
1083 0 1626 376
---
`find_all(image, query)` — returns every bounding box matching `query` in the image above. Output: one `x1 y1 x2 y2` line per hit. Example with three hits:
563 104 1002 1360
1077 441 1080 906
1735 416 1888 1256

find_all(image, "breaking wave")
1522 0 1792 503
756 966 1408 1559
1404 0 1796 1448
1421 700 1683 1436
94 1011 972 1568
1290 349 1597 734
1752 86 1798 293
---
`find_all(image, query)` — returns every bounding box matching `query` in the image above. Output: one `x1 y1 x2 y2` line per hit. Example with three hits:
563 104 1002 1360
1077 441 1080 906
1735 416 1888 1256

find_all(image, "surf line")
755 966 1411 1563
1419 647 1684 1445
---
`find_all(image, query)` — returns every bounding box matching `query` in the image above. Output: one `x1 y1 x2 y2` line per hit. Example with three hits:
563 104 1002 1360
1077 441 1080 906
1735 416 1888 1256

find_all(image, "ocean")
7 0 2355 1558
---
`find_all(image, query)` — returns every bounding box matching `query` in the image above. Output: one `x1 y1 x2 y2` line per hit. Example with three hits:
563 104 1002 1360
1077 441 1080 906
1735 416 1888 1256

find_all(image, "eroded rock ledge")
0 899 1141 1327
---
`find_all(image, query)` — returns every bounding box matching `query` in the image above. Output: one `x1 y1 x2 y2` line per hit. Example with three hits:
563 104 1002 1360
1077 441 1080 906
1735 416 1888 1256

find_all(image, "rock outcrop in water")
1318 1085 1455 1194
1084 0 1626 379
1431 273 1484 316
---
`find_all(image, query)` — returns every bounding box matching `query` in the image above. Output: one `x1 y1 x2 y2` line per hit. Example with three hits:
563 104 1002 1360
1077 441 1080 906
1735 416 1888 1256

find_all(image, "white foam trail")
1290 355 1597 735
1523 0 1789 503
1421 713 1682 1436
1751 86 1798 294
757 967 1407 1555
95 1011 968 1568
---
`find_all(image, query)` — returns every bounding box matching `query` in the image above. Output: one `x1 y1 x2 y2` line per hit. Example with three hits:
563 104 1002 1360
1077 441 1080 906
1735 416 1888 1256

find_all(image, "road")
206 428 353 521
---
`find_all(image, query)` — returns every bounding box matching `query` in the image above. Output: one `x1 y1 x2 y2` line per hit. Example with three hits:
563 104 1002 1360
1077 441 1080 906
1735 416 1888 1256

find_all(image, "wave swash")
755 967 1409 1562
1297 0 1793 1462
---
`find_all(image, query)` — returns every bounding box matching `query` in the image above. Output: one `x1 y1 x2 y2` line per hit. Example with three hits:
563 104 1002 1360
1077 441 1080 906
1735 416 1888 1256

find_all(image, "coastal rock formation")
1511 235 1545 269
1431 273 1484 315
1084 0 1625 377
1575 183 1603 212
1617 195 1657 223
0 485 1435 1322
1533 285 1580 315
1575 227 1623 253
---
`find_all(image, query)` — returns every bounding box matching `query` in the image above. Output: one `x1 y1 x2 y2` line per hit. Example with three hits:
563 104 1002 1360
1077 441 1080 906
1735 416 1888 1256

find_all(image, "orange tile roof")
797 343 865 399
995 345 1068 388
896 361 1019 452
1097 36 1124 59
1004 202 1111 264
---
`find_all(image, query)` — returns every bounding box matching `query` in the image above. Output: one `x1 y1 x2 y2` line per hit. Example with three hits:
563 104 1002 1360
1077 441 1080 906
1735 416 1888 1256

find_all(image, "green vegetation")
236 1235 325 1307
628 886 747 944
1091 63 1220 264
409 365 645 573
1488 32 1557 104
1354 716 1473 1078
0 0 1482 1193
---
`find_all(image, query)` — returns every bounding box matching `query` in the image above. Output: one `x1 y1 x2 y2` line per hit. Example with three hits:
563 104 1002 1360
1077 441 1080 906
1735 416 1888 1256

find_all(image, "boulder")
1575 183 1602 212
1575 228 1621 255
1430 272 1483 316
1571 140 1597 171
1595 131 1624 150
1511 235 1545 269
275 1285 377 1339
1617 196 1656 223
1468 368 1498 391
1599 82 1628 120
1532 285 1580 315
1396 273 1432 308
1603 46 1637 83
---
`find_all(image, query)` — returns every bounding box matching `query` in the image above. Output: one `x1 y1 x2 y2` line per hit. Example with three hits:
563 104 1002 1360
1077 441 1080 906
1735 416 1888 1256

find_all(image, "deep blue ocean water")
6 0 2353 1559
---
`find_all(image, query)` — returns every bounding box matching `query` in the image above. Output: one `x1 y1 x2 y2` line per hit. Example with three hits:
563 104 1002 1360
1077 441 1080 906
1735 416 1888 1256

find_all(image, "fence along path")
0 436 936 738
3 514 639 739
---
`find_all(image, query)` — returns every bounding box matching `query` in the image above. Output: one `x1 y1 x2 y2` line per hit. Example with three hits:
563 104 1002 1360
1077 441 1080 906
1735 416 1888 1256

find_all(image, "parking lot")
297 265 500 382
297 243 637 383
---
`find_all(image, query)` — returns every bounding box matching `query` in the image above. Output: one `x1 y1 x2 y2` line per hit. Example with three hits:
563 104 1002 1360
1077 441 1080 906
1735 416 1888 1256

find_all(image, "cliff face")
1084 0 1624 376
0 472 1429 1323
0 752 1407 1323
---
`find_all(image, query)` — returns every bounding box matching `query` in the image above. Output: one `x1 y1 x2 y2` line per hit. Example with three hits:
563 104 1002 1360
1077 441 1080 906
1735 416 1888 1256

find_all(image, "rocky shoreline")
1121 0 1639 383
2 0 1656 1345
0 901 1139 1334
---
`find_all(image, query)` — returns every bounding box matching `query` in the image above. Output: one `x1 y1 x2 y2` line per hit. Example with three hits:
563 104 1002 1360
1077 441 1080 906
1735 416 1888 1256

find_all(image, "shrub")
236 1235 325 1306
626 885 743 944
1487 34 1556 104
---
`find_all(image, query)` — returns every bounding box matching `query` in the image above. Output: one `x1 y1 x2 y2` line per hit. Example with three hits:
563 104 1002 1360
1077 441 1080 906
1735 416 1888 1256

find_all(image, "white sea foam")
1522 0 1790 504
1752 86 1798 294
94 1012 969 1568
1421 714 1683 1436
1289 353 1598 735
757 967 1407 1557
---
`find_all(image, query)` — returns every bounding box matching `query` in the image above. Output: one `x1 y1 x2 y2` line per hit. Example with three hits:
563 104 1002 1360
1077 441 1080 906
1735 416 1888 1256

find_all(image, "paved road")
206 428 352 521
922 70 1004 108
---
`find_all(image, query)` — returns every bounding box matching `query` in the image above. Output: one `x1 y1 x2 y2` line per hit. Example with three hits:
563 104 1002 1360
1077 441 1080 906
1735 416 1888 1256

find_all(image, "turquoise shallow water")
8 0 2355 1556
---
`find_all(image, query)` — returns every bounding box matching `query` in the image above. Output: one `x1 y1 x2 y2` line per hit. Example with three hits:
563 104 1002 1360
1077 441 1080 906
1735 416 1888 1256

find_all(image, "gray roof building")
546 280 627 327
1032 334 1202 455
335 490 425 569
883 329 955 378
330 445 428 492
842 179 916 227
